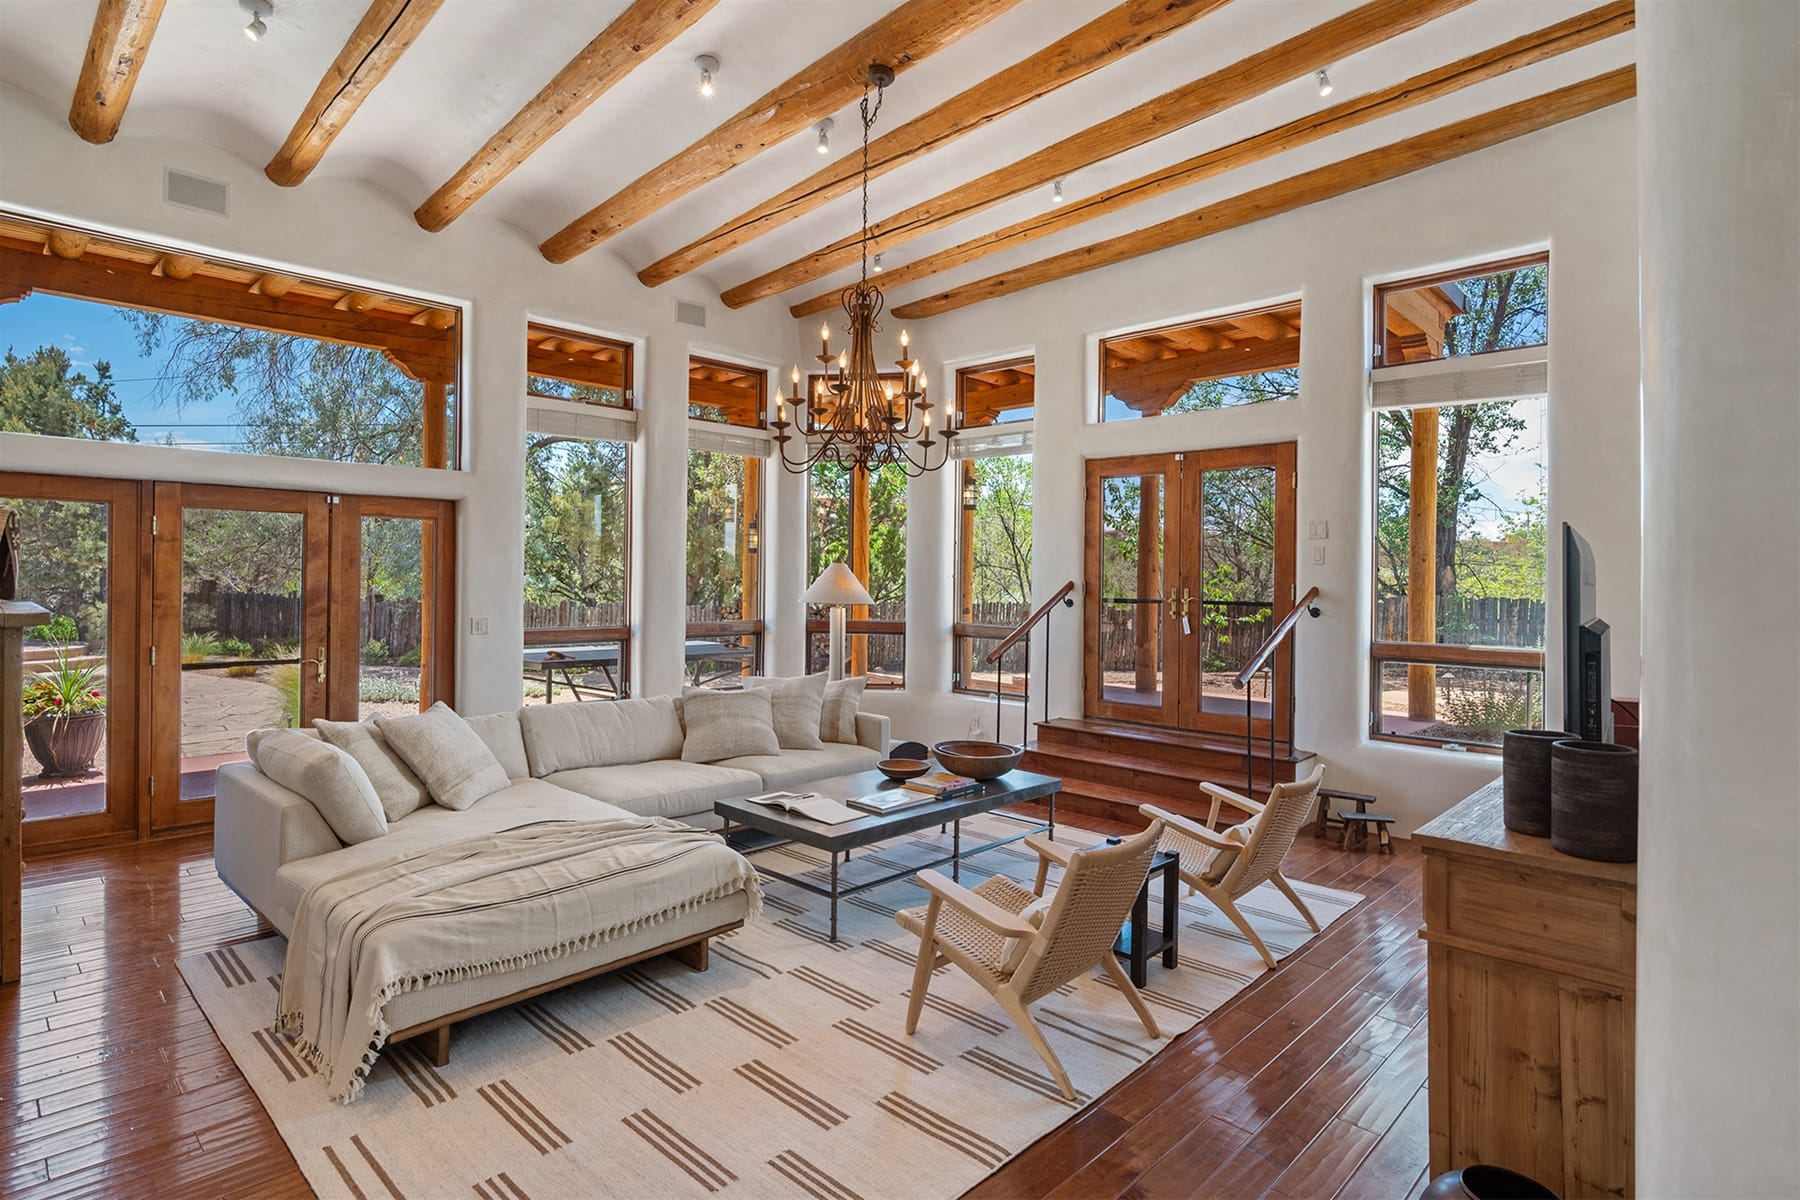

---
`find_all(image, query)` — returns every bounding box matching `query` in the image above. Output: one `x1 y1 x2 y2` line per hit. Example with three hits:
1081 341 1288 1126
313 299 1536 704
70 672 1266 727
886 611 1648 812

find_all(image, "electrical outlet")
469 616 489 636
1313 545 1327 565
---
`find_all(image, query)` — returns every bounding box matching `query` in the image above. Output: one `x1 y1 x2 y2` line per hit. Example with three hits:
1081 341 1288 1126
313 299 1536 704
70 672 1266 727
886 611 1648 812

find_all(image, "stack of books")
900 772 985 802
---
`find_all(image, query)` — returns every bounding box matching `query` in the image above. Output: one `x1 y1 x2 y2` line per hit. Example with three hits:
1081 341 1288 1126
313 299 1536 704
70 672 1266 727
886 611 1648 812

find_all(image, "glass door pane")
355 514 429 719
1087 461 1180 724
1196 465 1278 721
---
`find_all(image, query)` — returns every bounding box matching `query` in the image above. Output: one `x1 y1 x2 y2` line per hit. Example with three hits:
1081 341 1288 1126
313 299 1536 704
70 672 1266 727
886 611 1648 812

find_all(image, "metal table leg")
829 852 840 942
1161 857 1179 969
952 820 962 882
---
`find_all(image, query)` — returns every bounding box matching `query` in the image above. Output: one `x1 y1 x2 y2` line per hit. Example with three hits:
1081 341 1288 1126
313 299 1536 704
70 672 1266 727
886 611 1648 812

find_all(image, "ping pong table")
522 639 754 701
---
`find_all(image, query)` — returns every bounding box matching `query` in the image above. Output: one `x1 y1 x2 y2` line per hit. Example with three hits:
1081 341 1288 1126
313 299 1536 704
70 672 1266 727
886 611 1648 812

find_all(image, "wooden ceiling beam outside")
1106 336 1301 410
415 0 720 232
265 0 446 188
729 0 1472 310
961 379 1034 423
893 68 1636 319
68 0 166 144
538 0 1027 264
635 0 1234 288
0 245 456 384
788 0 1632 318
528 346 626 392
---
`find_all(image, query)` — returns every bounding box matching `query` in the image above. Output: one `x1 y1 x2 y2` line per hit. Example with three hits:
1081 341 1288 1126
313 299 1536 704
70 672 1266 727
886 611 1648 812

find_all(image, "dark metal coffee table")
715 768 1061 942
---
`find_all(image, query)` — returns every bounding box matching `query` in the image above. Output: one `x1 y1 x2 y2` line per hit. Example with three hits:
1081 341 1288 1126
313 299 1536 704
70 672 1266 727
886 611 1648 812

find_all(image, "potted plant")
22 642 106 777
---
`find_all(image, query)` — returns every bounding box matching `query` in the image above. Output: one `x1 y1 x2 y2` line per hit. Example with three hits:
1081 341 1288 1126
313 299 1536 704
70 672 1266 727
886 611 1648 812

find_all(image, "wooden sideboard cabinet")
1415 780 1635 1198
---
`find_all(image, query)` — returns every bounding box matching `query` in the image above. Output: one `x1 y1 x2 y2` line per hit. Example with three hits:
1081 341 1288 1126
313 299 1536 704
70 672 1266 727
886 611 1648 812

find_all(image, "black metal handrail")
1233 587 1322 798
986 581 1075 746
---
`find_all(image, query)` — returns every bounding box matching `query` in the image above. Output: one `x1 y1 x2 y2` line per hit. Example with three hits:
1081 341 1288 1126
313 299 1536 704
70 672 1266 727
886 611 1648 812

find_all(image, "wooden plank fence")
1376 595 1544 647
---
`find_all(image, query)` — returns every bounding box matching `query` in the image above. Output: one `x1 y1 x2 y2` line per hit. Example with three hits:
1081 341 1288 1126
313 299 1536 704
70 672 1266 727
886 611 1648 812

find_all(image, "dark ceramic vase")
1501 728 1565 836
1421 1165 1560 1199
1550 739 1638 862
24 710 106 776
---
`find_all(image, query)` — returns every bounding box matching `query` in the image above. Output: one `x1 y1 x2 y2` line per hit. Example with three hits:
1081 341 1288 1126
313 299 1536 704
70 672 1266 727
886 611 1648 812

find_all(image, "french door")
148 486 455 831
1083 443 1296 739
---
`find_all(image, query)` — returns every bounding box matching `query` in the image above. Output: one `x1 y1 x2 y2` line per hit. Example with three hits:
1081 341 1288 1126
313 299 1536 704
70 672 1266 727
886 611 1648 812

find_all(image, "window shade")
526 401 636 443
1371 353 1547 411
688 423 773 458
951 423 1034 460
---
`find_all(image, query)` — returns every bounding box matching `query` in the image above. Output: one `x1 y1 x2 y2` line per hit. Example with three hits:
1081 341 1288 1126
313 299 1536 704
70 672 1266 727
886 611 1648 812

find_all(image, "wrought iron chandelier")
771 64 956 476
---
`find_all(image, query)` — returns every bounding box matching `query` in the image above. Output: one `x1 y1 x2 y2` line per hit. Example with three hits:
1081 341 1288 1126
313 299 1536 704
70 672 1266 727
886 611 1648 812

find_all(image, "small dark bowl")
876 758 931 781
932 740 1024 780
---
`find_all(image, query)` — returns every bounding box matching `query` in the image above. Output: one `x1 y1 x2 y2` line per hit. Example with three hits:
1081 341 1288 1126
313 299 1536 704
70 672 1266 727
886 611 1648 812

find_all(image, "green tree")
686 450 750 619
967 454 1032 618
0 345 133 441
523 436 628 626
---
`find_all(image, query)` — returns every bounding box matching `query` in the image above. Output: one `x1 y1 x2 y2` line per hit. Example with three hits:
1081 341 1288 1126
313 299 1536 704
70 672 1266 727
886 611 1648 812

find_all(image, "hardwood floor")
1 823 1428 1199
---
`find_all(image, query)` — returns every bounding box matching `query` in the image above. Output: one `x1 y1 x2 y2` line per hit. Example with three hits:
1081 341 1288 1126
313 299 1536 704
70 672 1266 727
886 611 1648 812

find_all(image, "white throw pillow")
820 676 867 744
998 896 1052 974
681 688 780 763
465 711 531 780
517 696 685 775
314 718 430 821
1202 816 1259 883
250 729 387 845
374 702 511 811
753 673 827 751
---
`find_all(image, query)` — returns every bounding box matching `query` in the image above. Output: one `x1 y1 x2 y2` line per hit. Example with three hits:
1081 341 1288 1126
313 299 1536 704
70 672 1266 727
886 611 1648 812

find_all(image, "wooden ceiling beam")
791 0 1633 318
68 0 166 144
529 347 626 391
43 231 91 260
538 0 1027 264
2 246 456 383
894 68 1636 319
635 0 1234 288
689 378 763 418
414 0 719 232
1106 337 1301 407
250 273 297 298
730 0 1471 309
961 378 1034 422
265 0 446 188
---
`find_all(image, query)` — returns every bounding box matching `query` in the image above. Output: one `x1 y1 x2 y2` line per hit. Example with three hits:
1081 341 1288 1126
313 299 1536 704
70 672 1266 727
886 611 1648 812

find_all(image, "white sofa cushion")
249 730 387 845
750 673 827 751
466 711 531 780
544 761 763 822
272 779 638 933
821 676 867 743
313 718 430 821
518 696 685 775
681 688 779 762
375 702 510 811
716 743 884 790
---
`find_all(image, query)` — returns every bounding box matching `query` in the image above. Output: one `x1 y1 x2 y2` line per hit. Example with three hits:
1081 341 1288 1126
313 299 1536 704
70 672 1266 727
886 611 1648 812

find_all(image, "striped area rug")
180 814 1361 1199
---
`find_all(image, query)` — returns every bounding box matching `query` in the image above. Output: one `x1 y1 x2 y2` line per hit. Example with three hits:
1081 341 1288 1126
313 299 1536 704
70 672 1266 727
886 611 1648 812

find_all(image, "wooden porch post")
1408 407 1439 720
422 381 448 470
1135 476 1161 694
740 456 761 623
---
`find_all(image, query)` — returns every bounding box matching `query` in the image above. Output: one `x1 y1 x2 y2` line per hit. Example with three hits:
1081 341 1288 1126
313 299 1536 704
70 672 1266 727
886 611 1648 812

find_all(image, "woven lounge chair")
894 823 1164 1100
1140 764 1326 971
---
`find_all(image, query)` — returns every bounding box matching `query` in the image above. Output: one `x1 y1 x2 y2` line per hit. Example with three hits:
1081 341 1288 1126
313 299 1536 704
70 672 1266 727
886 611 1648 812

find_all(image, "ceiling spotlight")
872 253 884 273
814 118 834 155
1052 179 1065 205
1315 68 1333 97
240 0 272 41
694 54 718 98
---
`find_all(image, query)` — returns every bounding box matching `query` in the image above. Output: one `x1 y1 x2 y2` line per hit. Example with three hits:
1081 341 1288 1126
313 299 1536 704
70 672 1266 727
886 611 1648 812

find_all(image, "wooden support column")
422 381 447 469
848 465 871 677
740 456 761 622
958 460 977 685
1408 407 1440 720
3 601 51 984
1135 476 1161 694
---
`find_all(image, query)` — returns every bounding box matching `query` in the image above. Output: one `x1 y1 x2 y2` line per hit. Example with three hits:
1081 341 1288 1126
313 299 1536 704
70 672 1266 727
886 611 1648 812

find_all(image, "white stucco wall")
867 102 1643 834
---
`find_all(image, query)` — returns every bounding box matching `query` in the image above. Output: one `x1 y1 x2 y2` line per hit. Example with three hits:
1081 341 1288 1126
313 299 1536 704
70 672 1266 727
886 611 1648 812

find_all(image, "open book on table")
745 791 862 825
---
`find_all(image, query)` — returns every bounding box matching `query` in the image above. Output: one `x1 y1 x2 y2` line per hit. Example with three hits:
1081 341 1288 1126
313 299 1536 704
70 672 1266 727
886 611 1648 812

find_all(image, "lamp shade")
803 562 873 607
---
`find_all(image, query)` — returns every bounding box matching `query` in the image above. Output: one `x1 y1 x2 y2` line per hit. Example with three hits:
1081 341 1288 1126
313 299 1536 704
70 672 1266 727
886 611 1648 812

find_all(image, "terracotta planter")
24 710 106 777
1550 739 1638 862
1501 728 1566 836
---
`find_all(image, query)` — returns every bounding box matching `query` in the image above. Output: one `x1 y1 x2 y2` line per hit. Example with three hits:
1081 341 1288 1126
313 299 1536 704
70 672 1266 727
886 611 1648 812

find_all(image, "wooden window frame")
527 322 635 409
1099 301 1302 422
1371 251 1549 370
687 355 767 429
955 356 1035 429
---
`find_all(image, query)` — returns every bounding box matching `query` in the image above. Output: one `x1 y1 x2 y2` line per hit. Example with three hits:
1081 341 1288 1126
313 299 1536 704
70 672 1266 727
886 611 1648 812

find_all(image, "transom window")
687 356 765 427
1100 302 1300 421
527 323 633 408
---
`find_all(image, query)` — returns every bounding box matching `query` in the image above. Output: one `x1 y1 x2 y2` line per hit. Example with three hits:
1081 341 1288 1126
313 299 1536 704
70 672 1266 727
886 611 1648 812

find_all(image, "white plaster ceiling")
0 0 1634 316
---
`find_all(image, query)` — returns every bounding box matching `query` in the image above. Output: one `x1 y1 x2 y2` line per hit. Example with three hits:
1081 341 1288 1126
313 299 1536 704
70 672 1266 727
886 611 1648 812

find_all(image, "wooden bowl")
876 758 931 781
931 740 1024 780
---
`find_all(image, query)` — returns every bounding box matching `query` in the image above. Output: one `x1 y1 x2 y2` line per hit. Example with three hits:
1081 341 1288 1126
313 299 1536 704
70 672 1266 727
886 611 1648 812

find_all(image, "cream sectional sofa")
212 693 887 1059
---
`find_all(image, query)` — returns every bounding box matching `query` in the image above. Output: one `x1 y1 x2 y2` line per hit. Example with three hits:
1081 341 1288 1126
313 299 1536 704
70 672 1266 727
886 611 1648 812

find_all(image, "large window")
523 328 635 701
686 357 765 687
807 460 906 688
0 214 459 467
1100 302 1300 422
1371 257 1549 748
953 359 1035 695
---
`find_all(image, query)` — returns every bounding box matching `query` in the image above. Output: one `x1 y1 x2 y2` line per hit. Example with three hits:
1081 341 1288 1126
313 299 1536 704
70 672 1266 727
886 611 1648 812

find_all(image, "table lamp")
803 562 874 681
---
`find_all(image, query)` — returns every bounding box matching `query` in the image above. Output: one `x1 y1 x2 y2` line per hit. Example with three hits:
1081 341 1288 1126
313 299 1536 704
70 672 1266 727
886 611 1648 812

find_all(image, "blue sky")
1 293 244 449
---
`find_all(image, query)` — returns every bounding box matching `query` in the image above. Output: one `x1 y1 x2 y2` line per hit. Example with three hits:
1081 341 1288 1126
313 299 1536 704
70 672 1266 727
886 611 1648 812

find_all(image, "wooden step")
1035 717 1310 772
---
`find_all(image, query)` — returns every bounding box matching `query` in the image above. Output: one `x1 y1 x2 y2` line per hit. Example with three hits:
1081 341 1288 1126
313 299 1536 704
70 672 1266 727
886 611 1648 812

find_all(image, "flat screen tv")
1562 523 1613 742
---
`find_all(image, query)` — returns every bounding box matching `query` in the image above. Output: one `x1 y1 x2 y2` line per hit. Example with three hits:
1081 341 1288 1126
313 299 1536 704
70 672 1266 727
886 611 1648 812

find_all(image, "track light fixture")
814 118 834 154
872 253 884 273
239 0 272 41
694 54 718 98
1316 68 1333 97
1052 179 1065 205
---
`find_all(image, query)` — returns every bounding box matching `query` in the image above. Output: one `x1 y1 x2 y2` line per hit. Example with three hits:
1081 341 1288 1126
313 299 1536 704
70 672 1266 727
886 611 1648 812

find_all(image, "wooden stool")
1340 812 1395 854
1314 788 1379 838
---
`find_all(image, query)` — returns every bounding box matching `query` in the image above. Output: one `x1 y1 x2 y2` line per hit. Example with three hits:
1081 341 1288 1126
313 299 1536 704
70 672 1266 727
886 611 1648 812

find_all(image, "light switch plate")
1313 545 1327 565
469 616 489 636
1307 520 1330 540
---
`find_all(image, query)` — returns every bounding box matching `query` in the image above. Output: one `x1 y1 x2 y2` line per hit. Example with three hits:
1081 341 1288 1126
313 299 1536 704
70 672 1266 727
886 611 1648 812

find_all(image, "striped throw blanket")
278 817 761 1102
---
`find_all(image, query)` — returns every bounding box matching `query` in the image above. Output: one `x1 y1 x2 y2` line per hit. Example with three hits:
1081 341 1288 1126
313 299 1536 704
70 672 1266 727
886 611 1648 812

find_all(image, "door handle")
1178 588 1194 618
299 646 327 684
